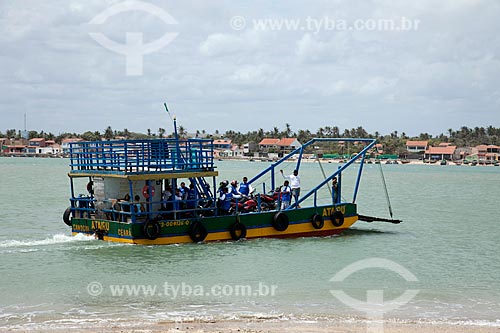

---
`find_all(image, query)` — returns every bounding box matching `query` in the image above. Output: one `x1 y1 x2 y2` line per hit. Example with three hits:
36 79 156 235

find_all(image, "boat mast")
164 102 181 166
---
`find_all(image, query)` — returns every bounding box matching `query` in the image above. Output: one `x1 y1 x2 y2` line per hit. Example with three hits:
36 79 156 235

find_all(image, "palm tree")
178 126 187 138
104 126 113 140
285 123 292 137
332 126 340 138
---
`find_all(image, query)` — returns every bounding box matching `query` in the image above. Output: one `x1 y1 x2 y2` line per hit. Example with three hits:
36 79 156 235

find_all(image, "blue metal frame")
67 136 376 222
68 138 215 175
248 138 377 209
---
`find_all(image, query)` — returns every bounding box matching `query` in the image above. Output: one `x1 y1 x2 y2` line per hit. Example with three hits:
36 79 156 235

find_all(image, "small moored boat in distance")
62 119 400 244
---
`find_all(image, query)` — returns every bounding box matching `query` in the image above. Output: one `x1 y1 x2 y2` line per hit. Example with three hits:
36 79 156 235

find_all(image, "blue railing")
69 138 214 174
248 138 377 209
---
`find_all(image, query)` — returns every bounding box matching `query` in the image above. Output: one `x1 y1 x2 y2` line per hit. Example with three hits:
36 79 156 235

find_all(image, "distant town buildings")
1 137 80 156
61 138 83 154
258 138 301 154
0 134 498 163
424 145 457 161
406 140 428 153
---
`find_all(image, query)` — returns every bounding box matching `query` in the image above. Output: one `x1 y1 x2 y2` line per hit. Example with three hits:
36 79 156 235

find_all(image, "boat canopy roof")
68 138 217 179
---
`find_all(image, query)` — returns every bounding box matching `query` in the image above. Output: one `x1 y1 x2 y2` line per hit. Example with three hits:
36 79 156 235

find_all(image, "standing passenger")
280 169 301 207
280 180 292 210
238 177 254 197
187 183 198 209
218 187 241 215
229 180 241 196
332 177 340 204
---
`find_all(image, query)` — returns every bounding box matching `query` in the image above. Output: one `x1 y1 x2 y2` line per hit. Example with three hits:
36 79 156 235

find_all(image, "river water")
1 157 499 330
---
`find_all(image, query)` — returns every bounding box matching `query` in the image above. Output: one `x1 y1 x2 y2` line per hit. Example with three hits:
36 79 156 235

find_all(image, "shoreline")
218 157 498 167
10 317 500 333
1 155 498 167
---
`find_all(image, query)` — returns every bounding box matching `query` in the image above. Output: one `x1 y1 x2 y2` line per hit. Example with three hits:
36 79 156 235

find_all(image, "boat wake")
0 233 94 248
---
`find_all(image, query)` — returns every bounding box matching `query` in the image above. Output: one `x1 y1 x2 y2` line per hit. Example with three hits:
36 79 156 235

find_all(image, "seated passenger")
172 188 182 212
133 195 145 214
114 193 131 221
161 185 173 211
179 182 189 209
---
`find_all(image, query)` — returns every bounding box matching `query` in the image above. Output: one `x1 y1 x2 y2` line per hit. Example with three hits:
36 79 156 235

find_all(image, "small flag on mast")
164 102 173 121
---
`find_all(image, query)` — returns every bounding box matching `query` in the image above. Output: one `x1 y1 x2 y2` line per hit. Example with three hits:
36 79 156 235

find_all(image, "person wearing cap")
218 186 241 215
238 177 254 197
228 180 241 196
280 169 301 207
217 180 229 196
216 180 229 210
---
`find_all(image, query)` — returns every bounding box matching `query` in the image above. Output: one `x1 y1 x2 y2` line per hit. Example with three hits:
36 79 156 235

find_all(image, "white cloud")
295 34 328 62
229 64 280 85
199 31 261 57
0 0 499 135
359 77 397 95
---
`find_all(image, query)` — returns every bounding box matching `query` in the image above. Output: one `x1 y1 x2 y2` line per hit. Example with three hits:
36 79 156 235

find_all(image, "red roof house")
424 146 456 161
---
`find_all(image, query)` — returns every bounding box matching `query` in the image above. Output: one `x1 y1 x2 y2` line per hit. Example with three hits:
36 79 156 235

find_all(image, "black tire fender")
63 207 72 226
331 210 344 227
188 220 208 243
143 220 161 240
311 213 324 229
272 212 289 231
230 221 247 240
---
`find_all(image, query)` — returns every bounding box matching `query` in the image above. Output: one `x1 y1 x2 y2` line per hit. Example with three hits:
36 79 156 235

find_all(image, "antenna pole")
164 102 182 166
378 162 393 218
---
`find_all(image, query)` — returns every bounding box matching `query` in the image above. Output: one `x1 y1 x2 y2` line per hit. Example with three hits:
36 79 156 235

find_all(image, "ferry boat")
63 123 397 245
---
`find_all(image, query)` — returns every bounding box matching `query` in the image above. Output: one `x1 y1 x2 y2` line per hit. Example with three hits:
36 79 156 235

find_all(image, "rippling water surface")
1 157 499 330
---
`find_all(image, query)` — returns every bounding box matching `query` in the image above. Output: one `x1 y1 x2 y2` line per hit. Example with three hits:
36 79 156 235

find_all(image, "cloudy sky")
1 0 499 136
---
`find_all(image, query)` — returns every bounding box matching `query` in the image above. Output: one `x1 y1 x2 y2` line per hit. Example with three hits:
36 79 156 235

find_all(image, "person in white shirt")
280 169 301 206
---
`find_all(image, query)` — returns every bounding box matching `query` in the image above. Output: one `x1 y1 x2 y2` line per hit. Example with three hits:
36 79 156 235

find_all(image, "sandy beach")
33 318 500 333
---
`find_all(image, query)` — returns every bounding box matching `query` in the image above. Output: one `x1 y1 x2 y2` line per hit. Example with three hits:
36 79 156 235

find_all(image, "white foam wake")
0 233 94 248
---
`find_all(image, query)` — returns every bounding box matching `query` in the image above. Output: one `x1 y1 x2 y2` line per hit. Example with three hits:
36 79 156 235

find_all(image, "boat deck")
68 138 216 177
